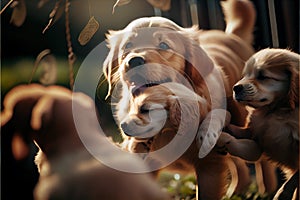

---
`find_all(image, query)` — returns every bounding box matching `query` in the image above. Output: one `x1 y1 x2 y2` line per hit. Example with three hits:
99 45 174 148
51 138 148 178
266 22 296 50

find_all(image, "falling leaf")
112 0 132 14
42 0 64 34
147 0 171 11
29 49 57 85
10 0 26 27
39 54 57 85
78 16 100 46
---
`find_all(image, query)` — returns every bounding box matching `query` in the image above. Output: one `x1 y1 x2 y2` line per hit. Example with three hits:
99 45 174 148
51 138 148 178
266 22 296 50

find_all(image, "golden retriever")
103 0 255 159
1 84 169 200
119 82 256 199
218 48 300 199
101 0 259 199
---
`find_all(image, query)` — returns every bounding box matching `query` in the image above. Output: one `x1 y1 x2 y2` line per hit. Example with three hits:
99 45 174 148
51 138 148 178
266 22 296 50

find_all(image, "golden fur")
1 84 169 200
102 0 257 199
121 82 253 199
219 48 300 199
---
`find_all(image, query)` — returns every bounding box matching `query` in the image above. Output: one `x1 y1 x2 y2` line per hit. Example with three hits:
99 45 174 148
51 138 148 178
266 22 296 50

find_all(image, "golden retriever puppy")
101 0 258 199
1 84 169 200
218 48 300 199
103 0 255 158
120 82 250 200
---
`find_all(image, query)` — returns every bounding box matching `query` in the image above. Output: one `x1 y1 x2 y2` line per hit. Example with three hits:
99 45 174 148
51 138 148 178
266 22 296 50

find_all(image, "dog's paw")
197 109 230 158
216 132 235 147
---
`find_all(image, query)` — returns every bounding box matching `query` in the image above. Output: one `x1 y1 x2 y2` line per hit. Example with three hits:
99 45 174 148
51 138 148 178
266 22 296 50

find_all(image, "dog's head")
103 16 214 97
1 84 98 159
119 83 208 147
233 48 299 109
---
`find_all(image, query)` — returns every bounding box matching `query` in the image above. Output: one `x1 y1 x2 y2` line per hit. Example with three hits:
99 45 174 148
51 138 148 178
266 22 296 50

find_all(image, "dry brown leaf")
39 54 57 85
42 0 64 34
29 49 56 85
10 0 26 27
78 16 100 46
112 0 132 14
147 0 171 11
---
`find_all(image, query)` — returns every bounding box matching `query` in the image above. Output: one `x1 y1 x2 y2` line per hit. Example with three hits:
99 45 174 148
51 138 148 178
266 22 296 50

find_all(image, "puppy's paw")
197 109 230 158
216 132 235 147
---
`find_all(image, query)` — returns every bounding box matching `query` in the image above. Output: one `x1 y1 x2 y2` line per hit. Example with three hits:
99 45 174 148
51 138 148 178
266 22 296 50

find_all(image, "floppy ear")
103 30 123 98
288 64 299 109
1 84 46 160
167 94 202 135
182 30 214 89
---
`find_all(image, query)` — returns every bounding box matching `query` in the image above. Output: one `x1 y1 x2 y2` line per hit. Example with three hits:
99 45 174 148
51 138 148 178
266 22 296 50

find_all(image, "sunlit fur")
228 48 300 199
102 0 257 199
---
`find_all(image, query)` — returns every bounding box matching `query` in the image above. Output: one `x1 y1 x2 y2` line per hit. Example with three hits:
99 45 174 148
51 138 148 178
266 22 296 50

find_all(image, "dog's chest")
250 109 299 168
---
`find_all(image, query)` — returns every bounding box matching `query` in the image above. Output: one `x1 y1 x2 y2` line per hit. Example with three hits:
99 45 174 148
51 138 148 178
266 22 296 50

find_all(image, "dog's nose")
120 122 131 136
233 84 244 94
128 57 145 69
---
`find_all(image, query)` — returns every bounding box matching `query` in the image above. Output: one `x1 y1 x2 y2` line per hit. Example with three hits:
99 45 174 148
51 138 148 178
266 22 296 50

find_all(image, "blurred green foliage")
157 171 274 200
1 58 74 96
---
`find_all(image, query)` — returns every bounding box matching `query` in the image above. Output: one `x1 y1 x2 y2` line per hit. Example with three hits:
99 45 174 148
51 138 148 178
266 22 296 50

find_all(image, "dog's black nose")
128 57 145 69
120 122 131 136
233 84 244 94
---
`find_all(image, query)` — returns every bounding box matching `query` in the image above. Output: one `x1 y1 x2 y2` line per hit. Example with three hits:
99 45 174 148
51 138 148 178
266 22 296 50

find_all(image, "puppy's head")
119 83 208 147
103 16 214 97
233 48 299 109
1 84 98 159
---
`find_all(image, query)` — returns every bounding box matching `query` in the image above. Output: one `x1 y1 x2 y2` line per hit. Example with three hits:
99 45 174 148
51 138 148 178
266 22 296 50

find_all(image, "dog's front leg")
217 132 262 161
195 153 229 200
197 109 231 158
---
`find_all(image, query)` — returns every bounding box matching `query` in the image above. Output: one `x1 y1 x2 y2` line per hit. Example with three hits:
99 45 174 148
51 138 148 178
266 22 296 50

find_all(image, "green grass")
157 171 274 200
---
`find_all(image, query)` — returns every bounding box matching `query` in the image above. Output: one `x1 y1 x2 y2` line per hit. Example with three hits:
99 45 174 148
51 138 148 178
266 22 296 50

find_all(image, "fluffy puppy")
102 0 256 164
1 84 169 200
219 48 300 199
101 0 258 198
120 82 249 200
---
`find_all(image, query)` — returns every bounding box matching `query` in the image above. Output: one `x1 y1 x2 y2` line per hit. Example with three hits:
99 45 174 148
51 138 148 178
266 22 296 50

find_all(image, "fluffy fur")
1 84 169 200
103 0 255 158
120 82 245 200
219 48 300 199
102 0 257 199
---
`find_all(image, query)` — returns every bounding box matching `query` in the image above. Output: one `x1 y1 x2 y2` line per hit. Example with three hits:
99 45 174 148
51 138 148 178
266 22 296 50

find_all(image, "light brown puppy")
102 0 257 199
103 0 255 163
219 48 300 199
1 84 169 200
120 82 240 200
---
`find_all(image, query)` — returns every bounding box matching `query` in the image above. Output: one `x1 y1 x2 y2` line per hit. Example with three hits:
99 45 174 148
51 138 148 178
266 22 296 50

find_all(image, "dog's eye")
257 71 268 80
124 42 133 49
159 42 170 50
140 105 149 114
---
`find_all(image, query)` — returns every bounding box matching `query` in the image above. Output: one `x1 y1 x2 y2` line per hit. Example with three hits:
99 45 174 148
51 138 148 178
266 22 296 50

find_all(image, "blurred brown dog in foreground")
1 84 169 200
219 49 300 199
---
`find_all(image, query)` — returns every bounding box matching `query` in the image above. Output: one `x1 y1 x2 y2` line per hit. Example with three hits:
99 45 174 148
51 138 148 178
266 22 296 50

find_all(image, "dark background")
1 0 299 199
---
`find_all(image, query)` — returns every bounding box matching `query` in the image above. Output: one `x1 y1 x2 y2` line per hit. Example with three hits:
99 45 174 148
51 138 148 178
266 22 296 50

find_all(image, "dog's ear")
287 63 299 109
182 30 214 89
1 84 46 160
167 94 202 135
103 30 123 99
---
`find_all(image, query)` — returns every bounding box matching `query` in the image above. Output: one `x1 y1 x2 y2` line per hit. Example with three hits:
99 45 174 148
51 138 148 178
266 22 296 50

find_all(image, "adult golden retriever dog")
103 0 255 159
1 84 169 200
219 48 300 200
102 0 257 199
